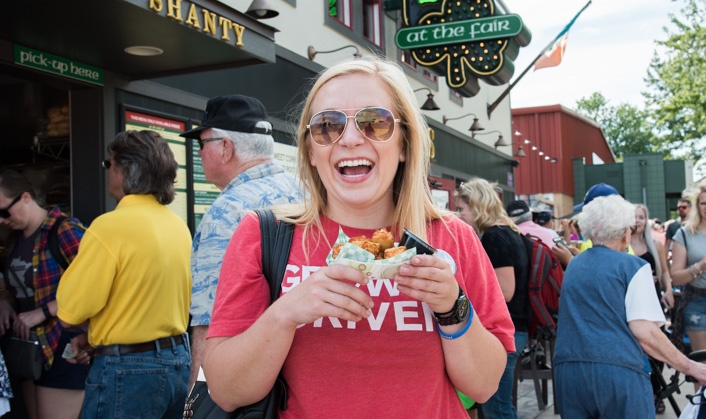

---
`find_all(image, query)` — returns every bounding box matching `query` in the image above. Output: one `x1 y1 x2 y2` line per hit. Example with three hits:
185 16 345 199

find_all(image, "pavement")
514 365 695 419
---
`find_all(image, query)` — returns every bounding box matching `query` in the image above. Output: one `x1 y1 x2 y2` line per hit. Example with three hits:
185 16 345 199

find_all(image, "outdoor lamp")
413 88 440 111
245 0 279 19
442 113 485 133
307 45 361 60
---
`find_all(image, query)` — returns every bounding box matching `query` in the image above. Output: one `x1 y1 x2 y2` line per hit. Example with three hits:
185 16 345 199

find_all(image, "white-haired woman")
554 194 706 418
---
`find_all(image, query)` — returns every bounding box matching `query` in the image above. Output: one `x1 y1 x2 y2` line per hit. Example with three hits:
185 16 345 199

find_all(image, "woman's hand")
662 287 675 309
552 244 574 267
14 308 45 340
278 264 374 326
0 299 17 336
393 255 457 313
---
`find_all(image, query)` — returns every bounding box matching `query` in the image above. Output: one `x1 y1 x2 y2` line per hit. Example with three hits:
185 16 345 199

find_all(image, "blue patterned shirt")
190 162 303 326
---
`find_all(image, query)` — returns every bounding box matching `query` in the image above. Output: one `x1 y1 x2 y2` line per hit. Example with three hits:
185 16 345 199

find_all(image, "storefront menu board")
191 139 299 228
124 110 189 223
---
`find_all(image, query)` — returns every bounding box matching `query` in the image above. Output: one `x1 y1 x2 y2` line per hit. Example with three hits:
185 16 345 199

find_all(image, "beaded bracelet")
690 264 702 280
437 307 474 340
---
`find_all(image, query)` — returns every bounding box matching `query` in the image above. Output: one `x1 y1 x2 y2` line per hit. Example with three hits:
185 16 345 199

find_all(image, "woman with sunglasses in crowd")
630 203 674 413
203 57 515 417
0 168 90 419
454 178 530 419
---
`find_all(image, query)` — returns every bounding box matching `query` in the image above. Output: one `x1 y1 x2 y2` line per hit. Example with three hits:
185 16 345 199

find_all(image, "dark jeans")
481 331 529 419
81 335 191 419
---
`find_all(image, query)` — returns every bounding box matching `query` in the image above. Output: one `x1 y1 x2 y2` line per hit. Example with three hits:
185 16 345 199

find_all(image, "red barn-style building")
511 105 615 217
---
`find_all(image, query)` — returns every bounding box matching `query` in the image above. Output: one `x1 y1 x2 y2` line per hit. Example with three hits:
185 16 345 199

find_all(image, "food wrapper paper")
325 227 416 280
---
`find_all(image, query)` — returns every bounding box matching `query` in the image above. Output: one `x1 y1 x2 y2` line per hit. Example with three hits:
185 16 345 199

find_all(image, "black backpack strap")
255 209 294 303
48 216 70 271
254 208 294 412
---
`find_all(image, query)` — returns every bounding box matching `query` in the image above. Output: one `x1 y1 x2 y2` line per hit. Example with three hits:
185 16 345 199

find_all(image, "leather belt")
94 334 185 356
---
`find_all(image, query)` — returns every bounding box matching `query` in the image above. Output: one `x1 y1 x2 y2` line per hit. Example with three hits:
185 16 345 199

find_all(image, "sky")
500 0 679 110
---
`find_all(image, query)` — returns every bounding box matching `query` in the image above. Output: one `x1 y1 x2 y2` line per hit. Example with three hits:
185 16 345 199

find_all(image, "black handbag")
184 209 292 419
3 330 43 381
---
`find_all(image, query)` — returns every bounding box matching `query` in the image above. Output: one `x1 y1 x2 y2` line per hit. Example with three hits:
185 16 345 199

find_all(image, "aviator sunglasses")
307 107 400 146
0 194 22 218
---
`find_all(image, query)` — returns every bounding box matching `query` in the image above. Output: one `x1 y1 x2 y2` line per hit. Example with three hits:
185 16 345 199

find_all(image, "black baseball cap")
506 200 530 217
180 94 272 139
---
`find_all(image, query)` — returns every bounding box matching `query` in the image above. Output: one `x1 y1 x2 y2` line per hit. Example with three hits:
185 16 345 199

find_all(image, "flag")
534 34 569 71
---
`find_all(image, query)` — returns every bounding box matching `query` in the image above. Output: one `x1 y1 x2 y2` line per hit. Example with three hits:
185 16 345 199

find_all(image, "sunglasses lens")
309 111 346 145
355 107 396 142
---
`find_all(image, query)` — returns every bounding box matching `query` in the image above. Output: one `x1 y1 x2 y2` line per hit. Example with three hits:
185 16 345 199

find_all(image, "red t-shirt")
209 215 514 418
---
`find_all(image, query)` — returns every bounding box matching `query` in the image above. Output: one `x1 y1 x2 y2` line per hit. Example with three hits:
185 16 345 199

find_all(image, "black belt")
94 334 185 356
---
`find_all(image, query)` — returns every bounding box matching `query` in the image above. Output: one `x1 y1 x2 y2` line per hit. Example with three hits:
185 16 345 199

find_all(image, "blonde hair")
635 204 661 278
683 181 706 235
274 56 449 247
454 177 518 235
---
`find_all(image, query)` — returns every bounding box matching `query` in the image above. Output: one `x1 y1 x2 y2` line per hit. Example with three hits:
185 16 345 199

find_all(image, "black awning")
3 0 277 80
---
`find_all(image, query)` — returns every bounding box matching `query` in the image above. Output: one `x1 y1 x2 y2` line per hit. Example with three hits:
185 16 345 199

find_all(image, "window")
329 0 352 28
326 0 384 49
363 0 382 46
401 49 418 70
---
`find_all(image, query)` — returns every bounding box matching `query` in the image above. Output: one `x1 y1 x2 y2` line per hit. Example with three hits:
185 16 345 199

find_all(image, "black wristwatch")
434 286 470 326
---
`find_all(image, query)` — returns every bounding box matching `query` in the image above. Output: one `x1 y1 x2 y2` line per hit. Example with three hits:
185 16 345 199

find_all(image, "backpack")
520 233 564 339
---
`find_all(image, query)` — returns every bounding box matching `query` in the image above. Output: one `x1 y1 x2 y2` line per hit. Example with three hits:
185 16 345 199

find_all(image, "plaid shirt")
4 207 85 368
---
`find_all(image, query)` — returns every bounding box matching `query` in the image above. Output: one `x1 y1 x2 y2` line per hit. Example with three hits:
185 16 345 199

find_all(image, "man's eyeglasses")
0 194 22 219
197 137 223 150
678 205 690 210
306 107 400 146
102 159 111 169
629 225 637 234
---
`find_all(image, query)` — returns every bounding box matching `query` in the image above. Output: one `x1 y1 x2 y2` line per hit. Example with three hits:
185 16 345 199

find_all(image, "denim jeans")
555 362 653 418
481 331 529 419
81 335 191 419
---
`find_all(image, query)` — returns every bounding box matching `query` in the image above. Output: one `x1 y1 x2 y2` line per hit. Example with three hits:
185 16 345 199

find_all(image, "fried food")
384 246 407 259
371 228 394 251
332 243 344 259
333 228 404 260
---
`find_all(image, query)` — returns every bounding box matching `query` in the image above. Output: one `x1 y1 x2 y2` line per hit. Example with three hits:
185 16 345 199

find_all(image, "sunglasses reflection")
307 107 399 146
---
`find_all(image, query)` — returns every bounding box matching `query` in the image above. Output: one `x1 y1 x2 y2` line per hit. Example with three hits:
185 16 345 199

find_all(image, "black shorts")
35 330 90 390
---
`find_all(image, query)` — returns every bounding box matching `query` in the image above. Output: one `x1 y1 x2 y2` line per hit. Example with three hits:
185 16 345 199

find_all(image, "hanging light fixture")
245 0 279 19
514 146 527 157
307 44 361 60
413 88 440 111
442 113 485 133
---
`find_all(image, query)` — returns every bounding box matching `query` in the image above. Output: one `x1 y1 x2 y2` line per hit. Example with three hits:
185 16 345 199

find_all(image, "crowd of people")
0 55 705 418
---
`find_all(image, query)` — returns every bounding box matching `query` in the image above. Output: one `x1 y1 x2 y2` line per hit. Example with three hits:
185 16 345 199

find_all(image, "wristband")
41 304 52 320
437 306 474 340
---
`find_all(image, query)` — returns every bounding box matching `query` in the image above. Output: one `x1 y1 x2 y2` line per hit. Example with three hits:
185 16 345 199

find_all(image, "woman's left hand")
662 288 675 309
393 255 458 313
14 308 45 339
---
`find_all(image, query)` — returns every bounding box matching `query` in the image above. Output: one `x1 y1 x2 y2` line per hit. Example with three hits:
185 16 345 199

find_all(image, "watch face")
458 297 470 321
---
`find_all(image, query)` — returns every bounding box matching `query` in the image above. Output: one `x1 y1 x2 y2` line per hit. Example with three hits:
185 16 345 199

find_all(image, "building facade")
1 0 526 231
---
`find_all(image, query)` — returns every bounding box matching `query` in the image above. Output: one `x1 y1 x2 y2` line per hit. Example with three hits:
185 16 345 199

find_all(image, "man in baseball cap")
573 182 619 213
183 94 303 387
180 94 273 139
